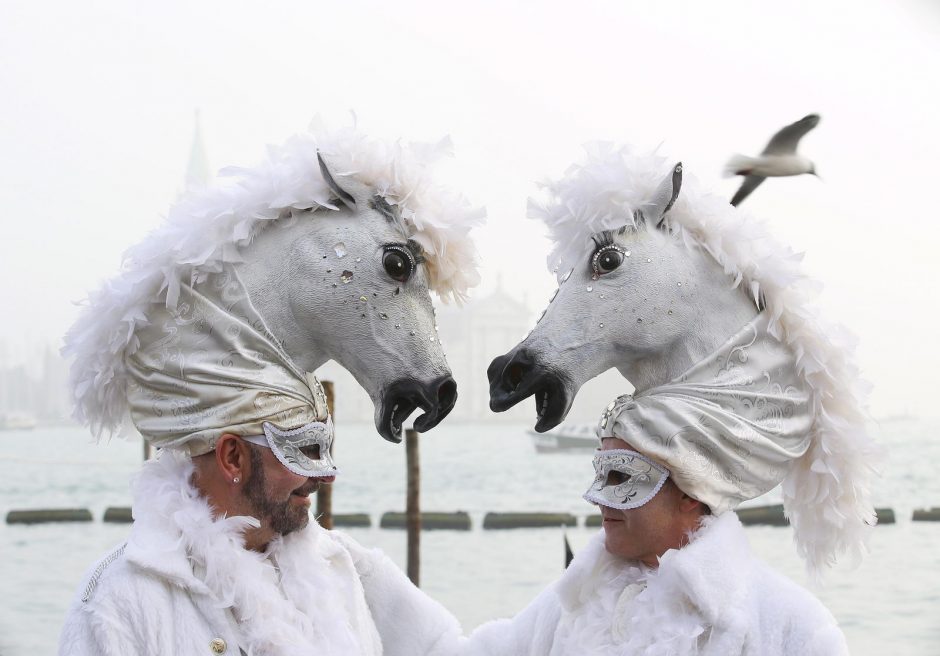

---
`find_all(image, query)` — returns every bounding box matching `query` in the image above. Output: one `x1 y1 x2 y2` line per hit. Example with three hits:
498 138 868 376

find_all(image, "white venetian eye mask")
242 419 339 478
582 449 669 510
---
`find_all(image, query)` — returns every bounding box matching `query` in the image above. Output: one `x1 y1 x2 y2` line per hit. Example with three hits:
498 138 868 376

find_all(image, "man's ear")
678 492 706 515
215 434 251 482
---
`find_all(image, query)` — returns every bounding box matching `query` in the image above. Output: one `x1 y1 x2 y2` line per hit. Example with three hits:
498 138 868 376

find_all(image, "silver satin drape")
125 266 329 456
599 313 813 514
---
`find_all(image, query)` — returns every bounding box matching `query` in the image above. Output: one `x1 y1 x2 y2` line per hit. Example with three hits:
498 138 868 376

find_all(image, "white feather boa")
528 143 878 576
63 121 484 441
125 451 382 656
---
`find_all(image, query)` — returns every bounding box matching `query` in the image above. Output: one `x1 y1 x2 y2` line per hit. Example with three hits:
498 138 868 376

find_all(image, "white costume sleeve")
459 583 561 656
332 531 463 656
58 549 151 656
802 623 850 656
58 601 138 656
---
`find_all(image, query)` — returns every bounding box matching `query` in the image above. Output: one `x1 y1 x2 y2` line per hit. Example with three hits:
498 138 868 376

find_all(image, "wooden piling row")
736 504 789 526
735 505 899 526
379 511 472 530
332 513 372 528
913 507 940 521
876 508 896 524
483 512 577 529
6 505 935 526
103 507 134 523
6 509 93 525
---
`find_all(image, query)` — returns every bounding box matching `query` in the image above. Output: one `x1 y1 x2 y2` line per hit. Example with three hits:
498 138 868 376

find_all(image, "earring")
233 477 240 484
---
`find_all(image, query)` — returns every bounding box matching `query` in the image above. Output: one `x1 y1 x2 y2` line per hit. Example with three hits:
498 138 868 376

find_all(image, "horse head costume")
64 124 483 449
488 143 877 575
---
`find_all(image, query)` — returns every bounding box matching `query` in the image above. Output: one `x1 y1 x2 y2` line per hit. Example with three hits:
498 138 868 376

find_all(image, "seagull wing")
731 175 765 206
761 114 821 155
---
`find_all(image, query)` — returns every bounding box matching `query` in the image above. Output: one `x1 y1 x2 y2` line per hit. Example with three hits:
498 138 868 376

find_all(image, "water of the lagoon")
1 418 938 655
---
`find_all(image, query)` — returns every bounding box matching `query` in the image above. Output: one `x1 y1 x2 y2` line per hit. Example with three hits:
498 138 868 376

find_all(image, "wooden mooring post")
406 427 421 586
316 380 335 529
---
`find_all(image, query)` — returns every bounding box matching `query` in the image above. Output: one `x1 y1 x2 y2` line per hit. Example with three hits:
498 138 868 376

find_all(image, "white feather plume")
530 142 878 576
63 122 484 441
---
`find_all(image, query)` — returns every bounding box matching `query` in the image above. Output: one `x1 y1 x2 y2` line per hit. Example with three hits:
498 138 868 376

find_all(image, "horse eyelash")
590 224 633 249
591 230 615 249
404 240 426 265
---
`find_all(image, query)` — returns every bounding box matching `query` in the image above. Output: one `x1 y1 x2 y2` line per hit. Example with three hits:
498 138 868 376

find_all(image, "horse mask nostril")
503 350 537 392
507 363 527 390
437 378 457 409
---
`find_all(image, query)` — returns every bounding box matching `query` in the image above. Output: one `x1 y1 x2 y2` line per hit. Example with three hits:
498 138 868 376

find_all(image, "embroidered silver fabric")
124 265 331 456
583 449 670 510
242 419 339 478
598 312 812 514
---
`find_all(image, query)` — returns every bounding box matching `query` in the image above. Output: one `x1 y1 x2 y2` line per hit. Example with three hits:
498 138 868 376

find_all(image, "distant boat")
0 413 38 430
529 423 598 453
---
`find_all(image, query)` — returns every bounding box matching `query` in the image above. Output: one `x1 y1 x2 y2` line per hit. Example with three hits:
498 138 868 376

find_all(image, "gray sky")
1 0 938 418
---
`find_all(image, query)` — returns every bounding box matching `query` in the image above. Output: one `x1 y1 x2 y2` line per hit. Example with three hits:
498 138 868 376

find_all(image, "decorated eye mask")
242 419 339 478
583 449 670 510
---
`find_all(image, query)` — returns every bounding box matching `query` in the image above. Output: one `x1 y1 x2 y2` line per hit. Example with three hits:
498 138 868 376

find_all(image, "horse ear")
643 162 683 228
317 152 356 210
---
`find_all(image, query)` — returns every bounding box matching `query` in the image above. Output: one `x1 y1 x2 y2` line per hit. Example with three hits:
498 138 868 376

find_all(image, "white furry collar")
124 453 381 656
554 514 753 655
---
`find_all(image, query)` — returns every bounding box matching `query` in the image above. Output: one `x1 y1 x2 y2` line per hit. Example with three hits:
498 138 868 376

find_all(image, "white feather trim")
62 121 484 440
529 142 879 576
128 451 381 655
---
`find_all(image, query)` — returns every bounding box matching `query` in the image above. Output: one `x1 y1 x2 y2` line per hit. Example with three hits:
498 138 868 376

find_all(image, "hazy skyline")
2 0 938 418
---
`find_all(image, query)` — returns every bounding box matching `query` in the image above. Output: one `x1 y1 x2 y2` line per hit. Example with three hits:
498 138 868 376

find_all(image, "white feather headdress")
530 142 878 576
63 122 484 441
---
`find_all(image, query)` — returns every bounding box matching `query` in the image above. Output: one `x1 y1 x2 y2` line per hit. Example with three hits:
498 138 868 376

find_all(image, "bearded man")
56 124 482 656
58 399 461 655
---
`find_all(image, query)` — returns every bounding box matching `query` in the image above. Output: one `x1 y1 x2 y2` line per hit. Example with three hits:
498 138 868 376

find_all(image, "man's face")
598 437 688 567
241 444 330 537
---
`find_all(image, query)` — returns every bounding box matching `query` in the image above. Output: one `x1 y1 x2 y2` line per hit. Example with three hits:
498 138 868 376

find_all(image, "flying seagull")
725 114 820 206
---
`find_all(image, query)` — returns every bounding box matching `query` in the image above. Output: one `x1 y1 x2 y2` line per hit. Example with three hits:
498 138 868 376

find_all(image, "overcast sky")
1 0 938 418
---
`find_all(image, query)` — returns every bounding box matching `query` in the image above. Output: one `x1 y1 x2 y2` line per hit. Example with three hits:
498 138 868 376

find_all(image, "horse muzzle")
377 375 458 443
487 348 574 432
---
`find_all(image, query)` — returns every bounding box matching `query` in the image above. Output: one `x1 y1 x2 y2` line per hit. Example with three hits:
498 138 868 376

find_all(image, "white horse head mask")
489 144 878 575
65 126 483 446
489 161 757 429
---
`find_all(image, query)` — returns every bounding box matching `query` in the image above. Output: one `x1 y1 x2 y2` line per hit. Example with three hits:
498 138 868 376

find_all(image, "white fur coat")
57 453 461 656
463 513 848 656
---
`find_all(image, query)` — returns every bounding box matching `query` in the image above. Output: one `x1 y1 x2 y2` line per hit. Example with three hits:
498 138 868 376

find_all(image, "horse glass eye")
383 247 414 282
591 246 625 276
